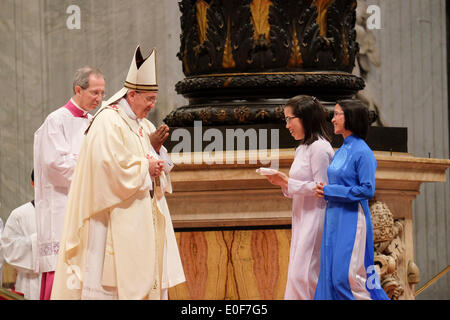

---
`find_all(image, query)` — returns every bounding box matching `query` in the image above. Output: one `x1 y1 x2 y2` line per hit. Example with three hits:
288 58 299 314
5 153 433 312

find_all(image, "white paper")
256 167 279 176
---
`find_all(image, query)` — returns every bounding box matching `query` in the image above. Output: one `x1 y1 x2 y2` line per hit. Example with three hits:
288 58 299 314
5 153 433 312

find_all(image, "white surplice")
282 138 334 300
33 100 92 273
1 202 41 300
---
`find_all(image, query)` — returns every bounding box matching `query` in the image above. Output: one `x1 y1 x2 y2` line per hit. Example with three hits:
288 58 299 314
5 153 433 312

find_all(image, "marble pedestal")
166 150 450 300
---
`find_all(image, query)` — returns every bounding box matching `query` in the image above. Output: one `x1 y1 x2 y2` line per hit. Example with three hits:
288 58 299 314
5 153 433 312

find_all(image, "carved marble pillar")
165 0 366 127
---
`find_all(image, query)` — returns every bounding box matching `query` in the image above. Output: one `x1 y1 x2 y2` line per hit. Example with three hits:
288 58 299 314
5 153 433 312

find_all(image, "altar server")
33 67 105 299
51 46 185 300
264 95 334 299
1 170 41 300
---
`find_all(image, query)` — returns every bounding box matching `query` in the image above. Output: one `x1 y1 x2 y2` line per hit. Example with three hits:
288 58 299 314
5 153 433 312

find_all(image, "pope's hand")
148 156 164 177
150 125 169 153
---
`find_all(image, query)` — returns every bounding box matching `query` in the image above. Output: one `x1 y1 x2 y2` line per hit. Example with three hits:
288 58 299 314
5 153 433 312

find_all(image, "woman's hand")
265 171 289 189
313 182 325 199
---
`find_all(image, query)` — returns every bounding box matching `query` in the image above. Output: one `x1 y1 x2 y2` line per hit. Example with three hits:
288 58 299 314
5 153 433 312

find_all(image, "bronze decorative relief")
166 0 364 127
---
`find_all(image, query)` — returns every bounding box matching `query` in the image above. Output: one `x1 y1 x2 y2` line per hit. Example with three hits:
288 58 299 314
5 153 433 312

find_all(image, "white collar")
70 98 89 116
118 98 138 121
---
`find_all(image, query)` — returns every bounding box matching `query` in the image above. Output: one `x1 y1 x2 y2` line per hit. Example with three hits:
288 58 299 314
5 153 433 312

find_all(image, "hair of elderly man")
72 66 104 93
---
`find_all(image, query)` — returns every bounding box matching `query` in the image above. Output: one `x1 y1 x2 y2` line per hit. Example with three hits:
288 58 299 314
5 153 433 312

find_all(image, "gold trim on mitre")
124 81 159 92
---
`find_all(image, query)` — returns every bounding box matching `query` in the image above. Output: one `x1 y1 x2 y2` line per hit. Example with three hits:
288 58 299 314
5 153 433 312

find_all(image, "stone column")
164 0 365 127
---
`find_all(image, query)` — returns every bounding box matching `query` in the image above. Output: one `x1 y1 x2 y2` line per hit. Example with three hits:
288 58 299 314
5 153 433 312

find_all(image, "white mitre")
103 45 158 107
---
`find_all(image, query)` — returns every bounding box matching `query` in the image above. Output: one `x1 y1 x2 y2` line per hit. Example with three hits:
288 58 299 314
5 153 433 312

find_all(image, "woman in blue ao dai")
265 96 334 299
314 100 389 300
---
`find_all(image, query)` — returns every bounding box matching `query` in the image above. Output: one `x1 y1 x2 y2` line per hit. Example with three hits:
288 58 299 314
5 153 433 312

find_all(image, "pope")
51 46 185 300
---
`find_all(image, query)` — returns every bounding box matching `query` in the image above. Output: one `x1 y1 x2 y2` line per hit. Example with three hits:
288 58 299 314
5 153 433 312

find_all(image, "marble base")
167 150 450 300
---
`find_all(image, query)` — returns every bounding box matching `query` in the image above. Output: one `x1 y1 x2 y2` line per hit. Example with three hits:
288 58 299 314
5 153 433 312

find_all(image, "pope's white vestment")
51 99 185 300
144 120 186 291
1 202 41 300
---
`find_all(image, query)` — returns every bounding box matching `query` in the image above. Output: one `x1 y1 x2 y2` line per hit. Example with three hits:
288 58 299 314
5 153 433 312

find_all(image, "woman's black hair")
336 99 370 140
285 95 332 145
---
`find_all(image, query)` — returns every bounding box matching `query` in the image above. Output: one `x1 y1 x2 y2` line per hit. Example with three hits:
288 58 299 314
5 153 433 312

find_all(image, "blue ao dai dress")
314 134 389 300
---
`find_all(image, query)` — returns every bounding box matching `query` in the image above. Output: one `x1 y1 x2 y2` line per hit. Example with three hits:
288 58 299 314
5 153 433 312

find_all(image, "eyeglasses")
136 92 158 104
86 89 105 98
143 96 157 104
332 111 344 118
285 116 297 124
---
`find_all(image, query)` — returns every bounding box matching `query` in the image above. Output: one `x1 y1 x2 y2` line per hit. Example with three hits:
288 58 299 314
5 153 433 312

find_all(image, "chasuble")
51 100 184 300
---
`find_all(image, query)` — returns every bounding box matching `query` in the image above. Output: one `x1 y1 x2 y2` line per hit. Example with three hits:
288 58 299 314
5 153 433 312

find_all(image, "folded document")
256 167 279 175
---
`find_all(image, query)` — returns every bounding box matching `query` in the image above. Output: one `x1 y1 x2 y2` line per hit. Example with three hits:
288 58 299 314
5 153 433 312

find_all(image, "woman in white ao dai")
265 95 334 299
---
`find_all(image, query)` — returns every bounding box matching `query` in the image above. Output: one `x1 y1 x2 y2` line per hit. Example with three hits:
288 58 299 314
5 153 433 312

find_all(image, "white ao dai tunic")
282 138 334 300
